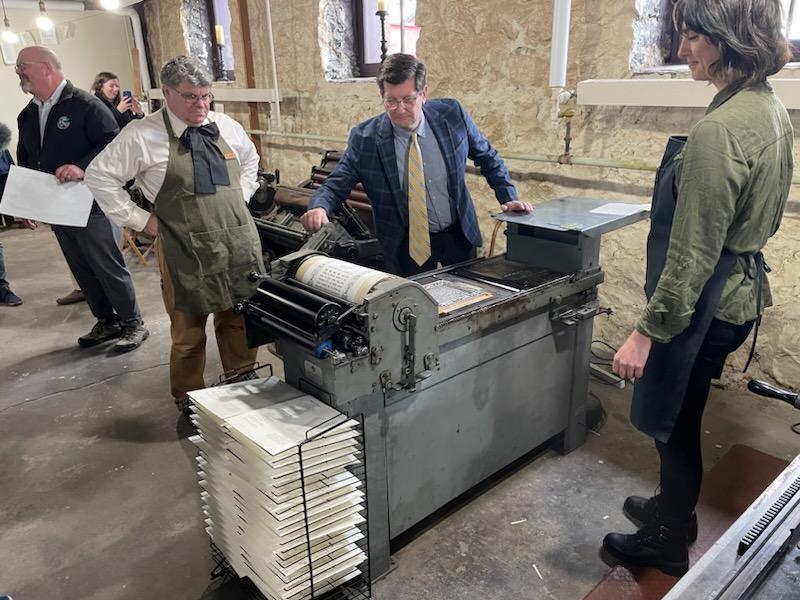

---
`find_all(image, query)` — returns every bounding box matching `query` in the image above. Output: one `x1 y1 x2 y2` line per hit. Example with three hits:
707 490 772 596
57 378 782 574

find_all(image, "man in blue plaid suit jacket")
302 54 532 276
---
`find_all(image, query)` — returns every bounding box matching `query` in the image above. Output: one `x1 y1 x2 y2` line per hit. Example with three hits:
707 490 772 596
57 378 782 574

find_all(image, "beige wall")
0 8 136 158
143 0 800 387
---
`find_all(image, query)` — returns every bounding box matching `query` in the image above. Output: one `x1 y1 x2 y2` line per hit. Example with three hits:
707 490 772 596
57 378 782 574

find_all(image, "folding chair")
120 227 156 265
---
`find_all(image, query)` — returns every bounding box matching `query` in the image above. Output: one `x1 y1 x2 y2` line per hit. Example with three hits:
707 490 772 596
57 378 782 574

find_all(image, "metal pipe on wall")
264 0 282 130
252 130 800 184
549 0 571 88
251 130 658 172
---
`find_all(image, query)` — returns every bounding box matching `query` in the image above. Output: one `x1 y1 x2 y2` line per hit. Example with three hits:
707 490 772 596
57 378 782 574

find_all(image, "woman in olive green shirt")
603 0 793 576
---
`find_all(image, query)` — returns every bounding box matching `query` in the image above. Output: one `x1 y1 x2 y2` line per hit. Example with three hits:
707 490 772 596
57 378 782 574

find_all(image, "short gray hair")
0 122 11 152
160 55 212 89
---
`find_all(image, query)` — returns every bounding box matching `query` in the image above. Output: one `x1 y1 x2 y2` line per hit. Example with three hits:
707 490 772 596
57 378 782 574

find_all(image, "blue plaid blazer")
309 98 517 273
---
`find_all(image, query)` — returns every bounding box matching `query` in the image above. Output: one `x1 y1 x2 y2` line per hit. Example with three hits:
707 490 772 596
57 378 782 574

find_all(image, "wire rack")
200 383 371 600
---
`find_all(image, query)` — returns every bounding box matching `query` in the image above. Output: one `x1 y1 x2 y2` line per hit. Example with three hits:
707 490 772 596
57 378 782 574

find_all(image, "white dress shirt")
85 106 260 232
34 78 68 144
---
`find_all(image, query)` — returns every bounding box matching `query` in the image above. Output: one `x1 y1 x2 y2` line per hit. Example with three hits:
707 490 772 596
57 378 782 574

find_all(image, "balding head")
16 46 64 101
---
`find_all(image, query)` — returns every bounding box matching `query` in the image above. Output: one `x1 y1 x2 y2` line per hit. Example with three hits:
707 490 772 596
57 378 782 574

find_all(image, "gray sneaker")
0 289 22 306
78 319 122 347
114 323 150 353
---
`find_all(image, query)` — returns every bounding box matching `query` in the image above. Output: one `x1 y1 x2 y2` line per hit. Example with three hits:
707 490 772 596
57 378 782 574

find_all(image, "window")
181 0 235 82
355 0 419 77
208 0 235 81
783 0 800 60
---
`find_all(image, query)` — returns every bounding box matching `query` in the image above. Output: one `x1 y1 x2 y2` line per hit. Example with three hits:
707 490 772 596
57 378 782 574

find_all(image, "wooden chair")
120 227 156 265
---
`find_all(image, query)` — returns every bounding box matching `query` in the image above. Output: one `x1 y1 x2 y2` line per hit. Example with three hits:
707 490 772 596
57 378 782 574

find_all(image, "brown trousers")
157 242 258 403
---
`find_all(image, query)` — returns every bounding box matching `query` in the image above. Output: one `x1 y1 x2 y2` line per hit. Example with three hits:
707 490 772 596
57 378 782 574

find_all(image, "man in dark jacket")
15 46 148 351
0 122 23 307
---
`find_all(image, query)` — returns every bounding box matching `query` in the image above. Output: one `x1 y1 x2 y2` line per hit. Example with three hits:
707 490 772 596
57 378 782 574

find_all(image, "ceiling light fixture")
37 0 54 32
100 0 120 9
1 0 18 44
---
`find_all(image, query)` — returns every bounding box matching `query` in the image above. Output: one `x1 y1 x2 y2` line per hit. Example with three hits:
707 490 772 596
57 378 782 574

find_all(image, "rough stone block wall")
141 0 800 387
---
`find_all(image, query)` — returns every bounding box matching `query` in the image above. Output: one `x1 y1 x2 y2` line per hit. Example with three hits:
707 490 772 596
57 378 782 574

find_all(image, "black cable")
587 391 608 433
592 339 619 353
792 422 800 436
591 339 618 365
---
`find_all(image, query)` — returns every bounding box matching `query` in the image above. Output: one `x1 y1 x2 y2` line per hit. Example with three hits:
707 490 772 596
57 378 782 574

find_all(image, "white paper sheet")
589 202 650 216
0 165 94 227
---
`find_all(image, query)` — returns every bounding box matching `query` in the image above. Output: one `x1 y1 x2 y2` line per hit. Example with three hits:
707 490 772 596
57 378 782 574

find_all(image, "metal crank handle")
747 379 799 410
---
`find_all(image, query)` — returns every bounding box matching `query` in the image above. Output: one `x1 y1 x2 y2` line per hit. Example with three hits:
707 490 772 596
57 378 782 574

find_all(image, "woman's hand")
130 97 143 115
116 96 132 113
613 330 653 380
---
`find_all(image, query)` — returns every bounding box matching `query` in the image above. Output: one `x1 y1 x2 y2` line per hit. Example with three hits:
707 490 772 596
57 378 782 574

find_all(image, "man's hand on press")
21 218 37 229
612 329 653 381
500 200 534 213
300 207 329 233
54 164 85 183
141 213 159 238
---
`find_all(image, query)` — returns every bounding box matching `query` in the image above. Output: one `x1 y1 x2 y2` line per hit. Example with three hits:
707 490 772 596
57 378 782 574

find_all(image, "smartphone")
122 90 132 102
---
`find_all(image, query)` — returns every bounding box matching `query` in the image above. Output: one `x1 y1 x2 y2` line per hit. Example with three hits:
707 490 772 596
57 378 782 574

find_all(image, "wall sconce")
376 0 388 62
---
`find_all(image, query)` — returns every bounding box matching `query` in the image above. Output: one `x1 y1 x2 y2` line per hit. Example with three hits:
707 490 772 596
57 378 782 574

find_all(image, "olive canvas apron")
155 110 264 315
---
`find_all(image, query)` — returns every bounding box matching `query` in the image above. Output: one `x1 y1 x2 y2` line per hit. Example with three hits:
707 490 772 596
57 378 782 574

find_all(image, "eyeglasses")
14 61 46 72
171 89 215 104
383 94 420 109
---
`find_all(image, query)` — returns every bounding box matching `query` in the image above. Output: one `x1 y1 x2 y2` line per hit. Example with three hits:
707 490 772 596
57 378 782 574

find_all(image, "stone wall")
142 0 800 387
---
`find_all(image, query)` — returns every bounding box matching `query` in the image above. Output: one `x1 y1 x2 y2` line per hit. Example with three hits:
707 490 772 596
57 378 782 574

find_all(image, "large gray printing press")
232 197 649 579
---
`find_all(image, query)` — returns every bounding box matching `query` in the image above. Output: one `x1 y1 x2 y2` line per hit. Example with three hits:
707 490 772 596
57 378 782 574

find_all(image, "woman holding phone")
91 71 144 129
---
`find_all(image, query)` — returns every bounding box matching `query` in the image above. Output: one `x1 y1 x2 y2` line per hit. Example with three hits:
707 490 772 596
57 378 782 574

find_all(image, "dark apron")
155 110 264 315
630 136 740 443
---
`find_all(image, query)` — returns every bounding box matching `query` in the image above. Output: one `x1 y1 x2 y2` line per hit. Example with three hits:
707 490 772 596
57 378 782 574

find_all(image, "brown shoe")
56 289 85 305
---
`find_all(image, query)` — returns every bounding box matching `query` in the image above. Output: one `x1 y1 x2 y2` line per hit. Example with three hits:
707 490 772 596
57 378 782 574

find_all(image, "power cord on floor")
590 339 624 385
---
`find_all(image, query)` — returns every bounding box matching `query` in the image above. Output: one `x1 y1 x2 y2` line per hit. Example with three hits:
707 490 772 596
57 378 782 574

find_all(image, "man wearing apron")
601 0 793 577
86 56 264 419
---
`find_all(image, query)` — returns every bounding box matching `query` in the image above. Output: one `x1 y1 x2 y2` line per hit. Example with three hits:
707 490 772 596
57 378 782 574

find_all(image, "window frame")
353 0 419 77
354 0 380 77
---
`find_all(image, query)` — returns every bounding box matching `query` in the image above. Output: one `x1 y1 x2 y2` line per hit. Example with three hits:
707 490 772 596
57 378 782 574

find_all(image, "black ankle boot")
602 522 689 576
624 495 698 544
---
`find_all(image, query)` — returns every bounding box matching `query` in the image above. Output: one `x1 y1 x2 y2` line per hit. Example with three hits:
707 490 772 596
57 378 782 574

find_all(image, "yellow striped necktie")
407 132 431 266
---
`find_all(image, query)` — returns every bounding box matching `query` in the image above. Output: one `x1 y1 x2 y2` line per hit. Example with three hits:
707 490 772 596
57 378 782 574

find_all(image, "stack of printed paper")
189 376 366 600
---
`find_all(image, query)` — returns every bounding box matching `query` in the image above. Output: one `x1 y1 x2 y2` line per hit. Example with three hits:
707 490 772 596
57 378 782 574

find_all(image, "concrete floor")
0 225 798 600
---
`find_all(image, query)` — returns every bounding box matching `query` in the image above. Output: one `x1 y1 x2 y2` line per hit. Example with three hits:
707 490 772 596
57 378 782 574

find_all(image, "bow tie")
179 122 231 194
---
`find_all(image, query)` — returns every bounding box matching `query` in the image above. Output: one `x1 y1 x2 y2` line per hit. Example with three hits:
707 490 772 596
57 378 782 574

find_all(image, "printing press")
249 152 383 268
236 197 649 579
